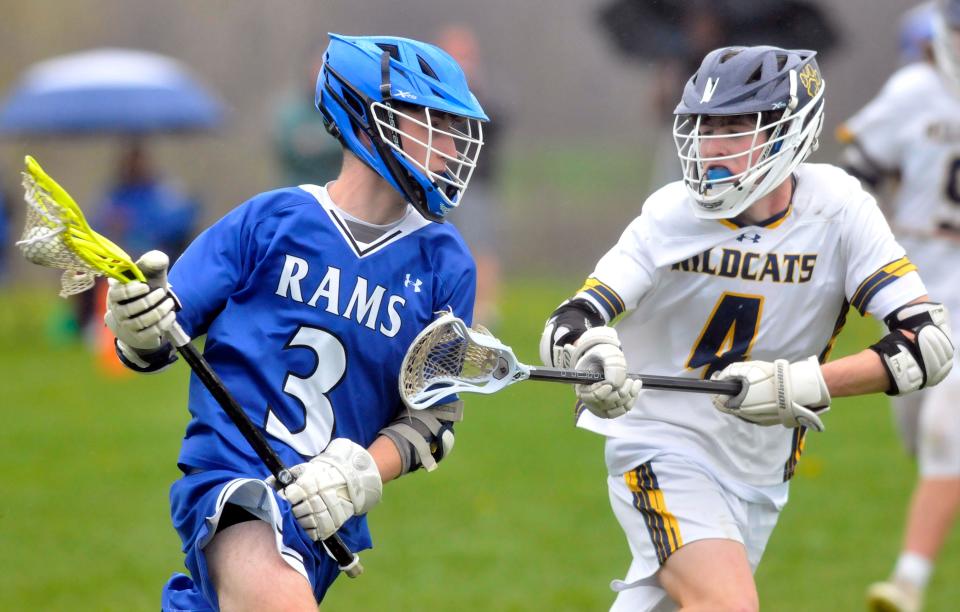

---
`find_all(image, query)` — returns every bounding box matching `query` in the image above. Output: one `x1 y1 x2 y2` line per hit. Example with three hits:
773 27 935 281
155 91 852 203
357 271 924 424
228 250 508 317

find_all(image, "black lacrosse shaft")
176 342 359 571
141 260 358 573
527 367 743 395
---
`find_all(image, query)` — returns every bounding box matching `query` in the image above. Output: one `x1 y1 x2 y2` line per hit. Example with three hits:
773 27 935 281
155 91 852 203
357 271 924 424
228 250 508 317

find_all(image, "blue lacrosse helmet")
316 33 488 222
934 0 960 88
900 2 936 64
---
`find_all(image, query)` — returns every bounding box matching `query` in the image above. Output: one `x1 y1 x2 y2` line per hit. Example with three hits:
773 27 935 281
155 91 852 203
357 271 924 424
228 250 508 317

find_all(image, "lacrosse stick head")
16 155 145 297
399 311 530 410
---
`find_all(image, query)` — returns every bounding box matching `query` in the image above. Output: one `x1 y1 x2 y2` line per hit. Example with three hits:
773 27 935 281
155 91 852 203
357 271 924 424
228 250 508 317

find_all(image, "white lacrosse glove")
710 356 831 432
270 438 383 542
559 327 642 419
104 250 178 351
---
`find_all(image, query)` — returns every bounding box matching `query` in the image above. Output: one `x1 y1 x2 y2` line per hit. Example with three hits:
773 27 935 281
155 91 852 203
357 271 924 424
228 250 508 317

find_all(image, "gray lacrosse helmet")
672 46 825 219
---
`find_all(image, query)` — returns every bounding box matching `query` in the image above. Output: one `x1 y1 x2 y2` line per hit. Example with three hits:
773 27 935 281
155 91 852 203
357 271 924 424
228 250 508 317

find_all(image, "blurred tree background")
0 0 920 281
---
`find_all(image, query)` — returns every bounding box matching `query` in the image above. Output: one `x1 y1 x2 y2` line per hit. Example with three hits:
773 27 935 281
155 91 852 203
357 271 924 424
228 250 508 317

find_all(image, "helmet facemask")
673 74 825 220
371 102 484 216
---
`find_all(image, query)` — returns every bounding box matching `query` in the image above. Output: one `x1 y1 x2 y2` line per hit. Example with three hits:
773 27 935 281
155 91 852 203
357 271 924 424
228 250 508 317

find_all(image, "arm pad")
870 302 954 395
379 401 463 473
539 298 605 366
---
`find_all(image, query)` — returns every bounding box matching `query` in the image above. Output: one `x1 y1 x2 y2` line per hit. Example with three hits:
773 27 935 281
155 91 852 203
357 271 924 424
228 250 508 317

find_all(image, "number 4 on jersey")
686 292 764 378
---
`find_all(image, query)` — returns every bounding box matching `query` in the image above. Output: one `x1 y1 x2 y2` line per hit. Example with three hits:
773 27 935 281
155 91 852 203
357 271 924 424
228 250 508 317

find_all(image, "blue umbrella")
0 48 226 135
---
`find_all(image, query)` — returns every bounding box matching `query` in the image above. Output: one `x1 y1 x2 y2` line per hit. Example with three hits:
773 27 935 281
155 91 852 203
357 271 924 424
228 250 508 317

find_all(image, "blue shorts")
160 469 345 611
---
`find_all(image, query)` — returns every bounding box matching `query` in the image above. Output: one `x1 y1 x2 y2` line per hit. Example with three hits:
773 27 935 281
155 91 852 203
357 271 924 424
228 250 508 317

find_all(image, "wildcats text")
671 248 817 284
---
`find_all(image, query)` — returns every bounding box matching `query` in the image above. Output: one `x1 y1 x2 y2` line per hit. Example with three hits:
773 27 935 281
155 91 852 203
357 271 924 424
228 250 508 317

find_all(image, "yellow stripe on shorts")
625 462 683 565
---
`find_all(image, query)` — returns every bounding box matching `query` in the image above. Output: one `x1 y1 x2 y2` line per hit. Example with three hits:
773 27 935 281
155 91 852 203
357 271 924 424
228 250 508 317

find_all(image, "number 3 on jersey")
686 292 764 378
265 326 345 456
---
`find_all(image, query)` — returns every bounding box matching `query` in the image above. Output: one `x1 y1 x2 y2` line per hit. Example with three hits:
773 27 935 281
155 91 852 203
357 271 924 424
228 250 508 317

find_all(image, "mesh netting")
401 319 504 399
17 172 98 297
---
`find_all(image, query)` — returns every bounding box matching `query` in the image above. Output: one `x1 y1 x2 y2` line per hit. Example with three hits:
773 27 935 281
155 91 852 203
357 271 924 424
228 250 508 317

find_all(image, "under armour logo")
737 233 761 243
404 273 422 292
393 90 417 100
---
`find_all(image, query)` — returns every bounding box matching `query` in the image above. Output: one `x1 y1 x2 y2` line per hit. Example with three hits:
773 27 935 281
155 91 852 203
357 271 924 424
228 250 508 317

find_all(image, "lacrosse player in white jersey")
839 2 960 610
540 45 955 611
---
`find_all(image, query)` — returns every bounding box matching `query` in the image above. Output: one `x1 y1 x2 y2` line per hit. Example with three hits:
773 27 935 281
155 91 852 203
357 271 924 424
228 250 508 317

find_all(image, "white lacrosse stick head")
399 311 529 410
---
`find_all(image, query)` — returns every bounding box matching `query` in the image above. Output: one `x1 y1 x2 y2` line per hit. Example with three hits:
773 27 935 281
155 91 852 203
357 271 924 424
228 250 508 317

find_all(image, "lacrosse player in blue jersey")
103 33 486 611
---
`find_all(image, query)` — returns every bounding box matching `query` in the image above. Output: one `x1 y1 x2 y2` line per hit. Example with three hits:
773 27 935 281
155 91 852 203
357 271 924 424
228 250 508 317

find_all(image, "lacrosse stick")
399 311 743 410
15 156 363 577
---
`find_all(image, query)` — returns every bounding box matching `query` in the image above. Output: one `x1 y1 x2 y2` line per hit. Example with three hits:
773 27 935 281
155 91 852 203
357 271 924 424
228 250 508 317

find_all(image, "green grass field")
1 280 957 611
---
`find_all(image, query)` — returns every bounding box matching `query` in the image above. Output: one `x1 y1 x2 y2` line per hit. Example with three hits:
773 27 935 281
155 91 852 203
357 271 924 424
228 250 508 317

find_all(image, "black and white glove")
269 438 383 542
104 250 178 353
710 356 831 432
559 327 642 419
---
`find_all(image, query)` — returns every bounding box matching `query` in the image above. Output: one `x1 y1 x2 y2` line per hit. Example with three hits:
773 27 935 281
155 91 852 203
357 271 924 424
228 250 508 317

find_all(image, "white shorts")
607 456 781 612
891 370 960 477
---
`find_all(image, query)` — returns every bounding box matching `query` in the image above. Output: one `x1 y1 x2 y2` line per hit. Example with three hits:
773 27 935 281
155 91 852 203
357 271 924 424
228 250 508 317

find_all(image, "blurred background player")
94 139 199 259
541 45 954 611
838 2 960 611
80 140 199 366
272 44 343 186
71 140 200 356
435 24 506 329
103 33 487 610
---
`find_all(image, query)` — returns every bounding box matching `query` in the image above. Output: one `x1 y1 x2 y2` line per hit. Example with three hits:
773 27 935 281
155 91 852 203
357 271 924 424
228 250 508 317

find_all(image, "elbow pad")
379 401 463 473
870 302 955 395
539 298 605 367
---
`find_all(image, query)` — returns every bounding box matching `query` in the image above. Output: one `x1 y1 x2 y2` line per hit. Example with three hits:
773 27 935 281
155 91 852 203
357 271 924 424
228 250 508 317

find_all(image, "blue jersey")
168 184 475 549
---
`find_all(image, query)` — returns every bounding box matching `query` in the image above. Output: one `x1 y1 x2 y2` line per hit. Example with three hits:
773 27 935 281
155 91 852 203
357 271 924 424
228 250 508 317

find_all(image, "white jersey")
841 61 960 360
574 163 926 491
842 62 960 234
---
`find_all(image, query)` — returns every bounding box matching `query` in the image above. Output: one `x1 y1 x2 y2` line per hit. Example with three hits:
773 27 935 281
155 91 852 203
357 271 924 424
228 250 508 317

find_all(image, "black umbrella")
597 0 841 70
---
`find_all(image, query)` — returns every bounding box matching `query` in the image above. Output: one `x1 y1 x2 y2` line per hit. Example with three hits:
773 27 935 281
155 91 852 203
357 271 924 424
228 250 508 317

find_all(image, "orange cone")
94 280 131 378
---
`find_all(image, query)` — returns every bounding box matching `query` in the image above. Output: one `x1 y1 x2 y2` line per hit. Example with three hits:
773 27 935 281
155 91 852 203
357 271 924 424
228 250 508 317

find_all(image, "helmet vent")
720 50 741 63
417 55 438 78
343 88 366 118
747 66 763 84
375 43 401 60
